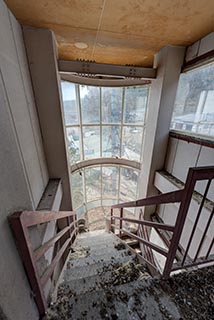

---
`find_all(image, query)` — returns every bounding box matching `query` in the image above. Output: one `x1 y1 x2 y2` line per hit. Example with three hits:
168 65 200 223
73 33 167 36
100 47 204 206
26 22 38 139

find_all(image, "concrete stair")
44 230 182 320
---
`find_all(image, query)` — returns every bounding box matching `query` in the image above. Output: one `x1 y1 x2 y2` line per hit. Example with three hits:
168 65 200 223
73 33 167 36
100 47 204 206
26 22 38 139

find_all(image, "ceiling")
5 0 214 67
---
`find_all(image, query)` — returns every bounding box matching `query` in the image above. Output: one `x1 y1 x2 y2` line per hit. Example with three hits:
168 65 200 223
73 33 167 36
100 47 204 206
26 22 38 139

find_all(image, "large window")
61 82 149 215
171 62 214 137
61 83 149 164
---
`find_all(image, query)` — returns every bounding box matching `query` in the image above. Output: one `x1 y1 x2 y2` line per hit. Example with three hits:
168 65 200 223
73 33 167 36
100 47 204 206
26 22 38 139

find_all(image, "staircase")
44 230 182 320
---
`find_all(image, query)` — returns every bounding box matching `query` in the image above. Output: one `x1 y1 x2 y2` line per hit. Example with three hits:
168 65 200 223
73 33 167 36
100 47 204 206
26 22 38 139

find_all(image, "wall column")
139 46 185 218
23 27 72 210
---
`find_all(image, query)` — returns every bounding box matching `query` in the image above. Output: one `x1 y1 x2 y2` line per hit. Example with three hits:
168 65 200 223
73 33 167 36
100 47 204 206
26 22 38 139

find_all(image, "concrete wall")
0 0 48 318
165 136 214 201
23 27 72 211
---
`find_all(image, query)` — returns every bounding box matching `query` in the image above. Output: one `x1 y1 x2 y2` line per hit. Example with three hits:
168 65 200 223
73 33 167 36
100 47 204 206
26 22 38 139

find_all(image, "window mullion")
76 84 84 160
120 87 125 158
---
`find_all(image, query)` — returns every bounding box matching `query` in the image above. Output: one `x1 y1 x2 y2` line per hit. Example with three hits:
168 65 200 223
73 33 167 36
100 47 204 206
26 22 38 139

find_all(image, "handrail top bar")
10 210 76 227
188 166 214 181
112 216 175 232
112 167 214 209
123 229 169 257
112 189 184 209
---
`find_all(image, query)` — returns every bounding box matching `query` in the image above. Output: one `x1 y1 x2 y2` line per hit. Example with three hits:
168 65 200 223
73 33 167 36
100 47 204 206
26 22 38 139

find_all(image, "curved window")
71 165 139 216
61 82 149 164
61 82 150 215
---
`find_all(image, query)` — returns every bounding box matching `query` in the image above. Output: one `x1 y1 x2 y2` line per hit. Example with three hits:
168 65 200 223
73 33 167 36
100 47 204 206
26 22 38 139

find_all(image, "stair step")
45 232 183 320
68 288 141 320
68 248 133 268
64 270 116 295
65 255 133 280
75 236 121 248
75 239 121 251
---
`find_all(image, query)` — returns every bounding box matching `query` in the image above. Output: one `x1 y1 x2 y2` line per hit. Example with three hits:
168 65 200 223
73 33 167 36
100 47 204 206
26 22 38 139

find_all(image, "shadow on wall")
0 306 7 320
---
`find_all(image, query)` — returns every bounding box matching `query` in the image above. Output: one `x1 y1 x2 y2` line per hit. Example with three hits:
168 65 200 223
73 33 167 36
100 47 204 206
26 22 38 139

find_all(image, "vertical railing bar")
137 208 155 266
181 179 211 265
110 208 113 233
163 168 196 279
140 224 148 260
143 226 151 262
119 208 123 238
144 225 156 266
194 206 214 262
205 236 214 259
74 213 78 238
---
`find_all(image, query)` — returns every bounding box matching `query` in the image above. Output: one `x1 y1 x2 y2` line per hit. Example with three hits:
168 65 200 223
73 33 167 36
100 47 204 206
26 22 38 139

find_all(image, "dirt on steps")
43 231 214 320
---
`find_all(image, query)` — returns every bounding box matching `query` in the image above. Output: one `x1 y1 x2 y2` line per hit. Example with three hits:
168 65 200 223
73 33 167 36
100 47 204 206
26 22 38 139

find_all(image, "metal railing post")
110 208 113 232
74 213 78 237
119 208 123 238
163 168 196 279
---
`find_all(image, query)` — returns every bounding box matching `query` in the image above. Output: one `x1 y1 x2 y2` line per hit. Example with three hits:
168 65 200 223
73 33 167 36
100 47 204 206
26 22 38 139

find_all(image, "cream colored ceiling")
5 0 214 67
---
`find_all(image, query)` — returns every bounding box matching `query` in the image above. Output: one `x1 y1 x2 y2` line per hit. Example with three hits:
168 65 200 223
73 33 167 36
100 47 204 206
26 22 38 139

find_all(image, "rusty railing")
9 210 78 317
111 166 214 278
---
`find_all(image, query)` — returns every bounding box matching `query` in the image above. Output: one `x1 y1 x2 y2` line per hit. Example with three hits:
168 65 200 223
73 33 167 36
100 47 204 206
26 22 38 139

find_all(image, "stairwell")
44 230 182 320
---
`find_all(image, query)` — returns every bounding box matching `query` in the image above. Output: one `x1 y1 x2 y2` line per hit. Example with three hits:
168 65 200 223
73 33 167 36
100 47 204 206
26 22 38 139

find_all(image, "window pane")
71 172 83 209
122 126 143 162
124 86 149 125
80 86 100 124
102 126 121 157
66 127 81 163
102 88 122 123
171 62 214 136
102 166 119 199
61 82 79 125
120 168 138 202
85 167 101 202
82 126 100 159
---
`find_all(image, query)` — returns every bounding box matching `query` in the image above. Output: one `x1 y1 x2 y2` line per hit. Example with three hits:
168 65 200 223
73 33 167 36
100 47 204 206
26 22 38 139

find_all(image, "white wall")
0 0 48 318
154 135 214 260
165 136 214 201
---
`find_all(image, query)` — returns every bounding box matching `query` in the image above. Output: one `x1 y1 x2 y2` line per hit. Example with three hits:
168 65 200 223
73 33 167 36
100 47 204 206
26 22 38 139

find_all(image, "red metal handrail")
111 166 214 278
9 210 78 317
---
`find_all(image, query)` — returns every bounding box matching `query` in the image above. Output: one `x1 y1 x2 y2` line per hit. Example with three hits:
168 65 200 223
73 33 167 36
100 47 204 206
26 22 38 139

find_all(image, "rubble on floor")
44 231 214 320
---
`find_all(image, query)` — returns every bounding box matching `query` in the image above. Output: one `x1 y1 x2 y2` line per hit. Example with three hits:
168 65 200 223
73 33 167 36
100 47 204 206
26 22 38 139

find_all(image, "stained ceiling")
5 0 214 67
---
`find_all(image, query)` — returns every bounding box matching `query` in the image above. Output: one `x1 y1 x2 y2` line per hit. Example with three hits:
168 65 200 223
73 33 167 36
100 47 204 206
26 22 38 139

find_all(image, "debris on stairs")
44 230 214 320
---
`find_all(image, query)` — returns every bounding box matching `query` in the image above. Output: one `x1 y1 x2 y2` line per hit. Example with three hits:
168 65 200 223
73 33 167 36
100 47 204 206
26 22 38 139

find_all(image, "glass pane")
102 166 119 199
66 127 81 163
102 126 121 157
102 88 122 123
61 81 79 125
120 167 139 202
85 167 101 202
71 171 83 209
82 126 100 159
80 86 100 124
124 86 149 124
171 62 214 136
122 126 143 162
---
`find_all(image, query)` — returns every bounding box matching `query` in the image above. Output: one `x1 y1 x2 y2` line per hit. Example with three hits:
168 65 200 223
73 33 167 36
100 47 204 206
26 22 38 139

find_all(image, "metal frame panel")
59 60 156 80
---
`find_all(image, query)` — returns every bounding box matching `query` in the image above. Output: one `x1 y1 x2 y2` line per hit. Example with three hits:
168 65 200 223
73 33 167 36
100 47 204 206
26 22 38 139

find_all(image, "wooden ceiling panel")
100 0 214 42
93 45 153 66
4 0 214 66
5 0 103 29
